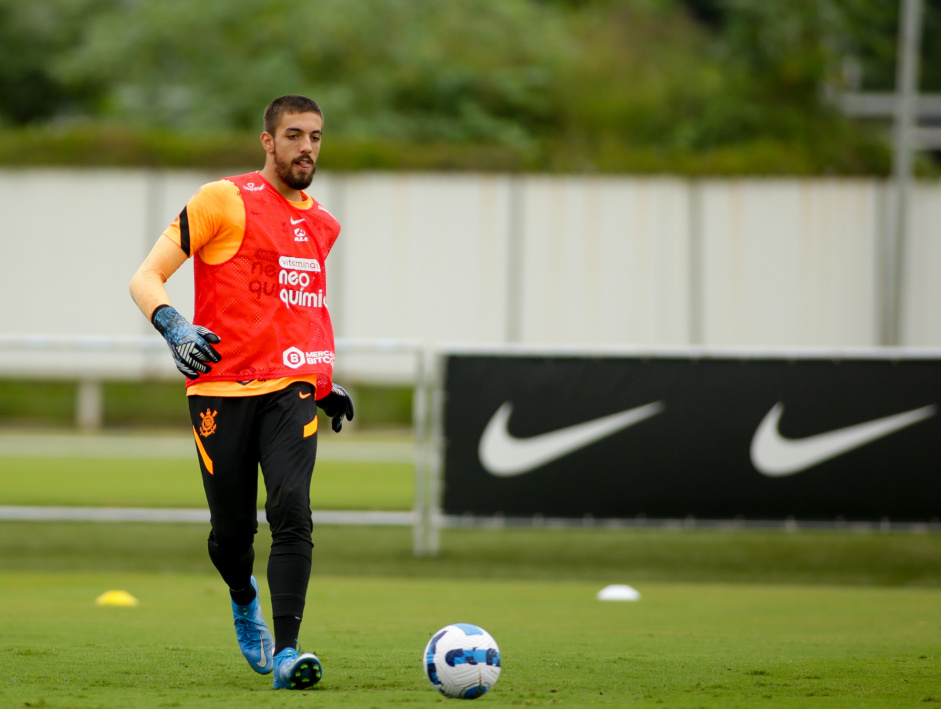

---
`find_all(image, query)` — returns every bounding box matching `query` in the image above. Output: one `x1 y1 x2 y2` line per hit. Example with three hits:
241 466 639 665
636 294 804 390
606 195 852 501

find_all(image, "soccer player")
129 94 353 690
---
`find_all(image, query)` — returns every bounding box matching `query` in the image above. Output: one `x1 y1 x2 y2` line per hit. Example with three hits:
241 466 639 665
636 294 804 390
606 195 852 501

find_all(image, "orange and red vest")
190 172 340 393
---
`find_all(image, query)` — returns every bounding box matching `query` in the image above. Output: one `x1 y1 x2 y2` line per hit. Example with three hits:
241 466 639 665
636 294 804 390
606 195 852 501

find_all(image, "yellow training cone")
95 590 139 607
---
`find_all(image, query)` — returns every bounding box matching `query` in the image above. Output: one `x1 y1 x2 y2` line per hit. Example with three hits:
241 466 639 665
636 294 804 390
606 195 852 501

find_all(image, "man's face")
266 111 324 191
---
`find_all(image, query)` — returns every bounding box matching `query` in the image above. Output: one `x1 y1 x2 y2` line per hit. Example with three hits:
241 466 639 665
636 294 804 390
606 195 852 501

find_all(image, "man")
129 94 353 690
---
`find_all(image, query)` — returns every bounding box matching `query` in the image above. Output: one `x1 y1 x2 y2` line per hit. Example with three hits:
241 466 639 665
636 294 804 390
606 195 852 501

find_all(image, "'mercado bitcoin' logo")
283 347 335 370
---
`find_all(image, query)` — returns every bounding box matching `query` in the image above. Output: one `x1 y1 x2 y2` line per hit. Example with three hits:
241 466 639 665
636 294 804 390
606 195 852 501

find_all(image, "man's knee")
266 485 311 531
208 520 258 557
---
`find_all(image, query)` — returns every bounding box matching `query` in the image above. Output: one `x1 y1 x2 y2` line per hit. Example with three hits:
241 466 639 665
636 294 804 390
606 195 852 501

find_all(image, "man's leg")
256 382 318 655
189 395 274 674
189 395 260 590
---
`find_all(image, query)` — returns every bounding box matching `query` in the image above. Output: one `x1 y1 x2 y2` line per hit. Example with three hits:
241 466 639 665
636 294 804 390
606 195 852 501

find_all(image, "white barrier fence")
0 335 442 555
5 337 941 555
4 169 941 553
2 171 941 360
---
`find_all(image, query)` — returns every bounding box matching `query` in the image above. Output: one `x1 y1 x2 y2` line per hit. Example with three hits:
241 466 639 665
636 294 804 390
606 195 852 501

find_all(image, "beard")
273 148 316 190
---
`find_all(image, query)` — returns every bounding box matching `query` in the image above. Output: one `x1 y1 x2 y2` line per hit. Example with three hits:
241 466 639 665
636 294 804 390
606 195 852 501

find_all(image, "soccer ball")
423 623 501 699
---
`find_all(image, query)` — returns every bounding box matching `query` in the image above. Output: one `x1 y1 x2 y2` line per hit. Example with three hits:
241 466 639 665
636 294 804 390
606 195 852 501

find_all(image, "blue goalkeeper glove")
151 304 221 380
317 383 354 432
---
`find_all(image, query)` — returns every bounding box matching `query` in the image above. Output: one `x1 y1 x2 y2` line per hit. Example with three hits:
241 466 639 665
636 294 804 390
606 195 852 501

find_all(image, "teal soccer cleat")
272 647 323 689
231 576 274 674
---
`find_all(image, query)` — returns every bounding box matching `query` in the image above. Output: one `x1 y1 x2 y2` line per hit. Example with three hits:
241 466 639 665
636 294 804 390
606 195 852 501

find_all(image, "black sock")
274 615 302 655
230 584 256 607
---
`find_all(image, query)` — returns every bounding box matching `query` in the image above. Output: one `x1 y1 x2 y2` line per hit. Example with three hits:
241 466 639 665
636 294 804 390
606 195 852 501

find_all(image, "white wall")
334 173 514 345
517 177 692 346
698 179 882 346
902 181 941 346
0 169 938 381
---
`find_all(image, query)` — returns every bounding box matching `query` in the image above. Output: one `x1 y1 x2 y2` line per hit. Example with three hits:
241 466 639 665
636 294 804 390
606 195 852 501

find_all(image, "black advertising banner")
441 352 941 522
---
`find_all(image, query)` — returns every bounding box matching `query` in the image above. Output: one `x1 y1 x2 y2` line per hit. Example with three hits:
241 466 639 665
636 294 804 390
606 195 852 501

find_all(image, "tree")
0 0 108 125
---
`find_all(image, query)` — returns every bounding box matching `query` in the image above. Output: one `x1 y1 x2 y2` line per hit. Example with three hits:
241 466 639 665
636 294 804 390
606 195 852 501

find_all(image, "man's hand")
151 304 221 380
317 383 354 432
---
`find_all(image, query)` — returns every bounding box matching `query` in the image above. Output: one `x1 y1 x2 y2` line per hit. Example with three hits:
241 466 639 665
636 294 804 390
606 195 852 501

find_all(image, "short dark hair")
263 95 323 135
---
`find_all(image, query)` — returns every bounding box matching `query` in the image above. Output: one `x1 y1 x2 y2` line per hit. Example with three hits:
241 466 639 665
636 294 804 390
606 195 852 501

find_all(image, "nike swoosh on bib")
479 401 665 477
750 402 937 477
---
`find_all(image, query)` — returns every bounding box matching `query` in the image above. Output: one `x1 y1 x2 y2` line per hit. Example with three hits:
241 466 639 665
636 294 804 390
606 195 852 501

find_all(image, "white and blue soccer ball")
423 623 502 699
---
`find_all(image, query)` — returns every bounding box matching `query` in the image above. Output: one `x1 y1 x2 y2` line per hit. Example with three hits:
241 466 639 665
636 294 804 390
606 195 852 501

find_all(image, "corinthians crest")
199 408 218 438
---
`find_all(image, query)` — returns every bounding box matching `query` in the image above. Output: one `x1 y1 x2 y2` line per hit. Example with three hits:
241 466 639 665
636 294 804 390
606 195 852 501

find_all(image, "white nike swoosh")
254 633 267 669
290 217 305 224
751 402 936 477
479 401 665 477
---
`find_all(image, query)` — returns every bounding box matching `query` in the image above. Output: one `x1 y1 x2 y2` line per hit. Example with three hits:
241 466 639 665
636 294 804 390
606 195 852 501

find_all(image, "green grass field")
2 443 941 707
3 537 941 709
4 560 941 708
0 456 413 510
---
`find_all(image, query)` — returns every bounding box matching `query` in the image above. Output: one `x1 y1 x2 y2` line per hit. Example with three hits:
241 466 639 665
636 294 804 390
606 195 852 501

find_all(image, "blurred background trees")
0 0 937 174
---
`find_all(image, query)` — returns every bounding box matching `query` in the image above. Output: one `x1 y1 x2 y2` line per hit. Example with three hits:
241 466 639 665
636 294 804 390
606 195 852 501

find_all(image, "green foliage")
0 379 415 429
0 0 108 126
0 380 75 425
698 1 846 147
102 381 190 428
0 124 263 169
0 122 898 175
829 0 941 91
0 0 929 175
348 385 413 430
50 0 570 146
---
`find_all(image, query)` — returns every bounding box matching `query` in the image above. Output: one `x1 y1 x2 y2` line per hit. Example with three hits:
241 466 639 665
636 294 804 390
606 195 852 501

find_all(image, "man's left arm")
317 383 355 432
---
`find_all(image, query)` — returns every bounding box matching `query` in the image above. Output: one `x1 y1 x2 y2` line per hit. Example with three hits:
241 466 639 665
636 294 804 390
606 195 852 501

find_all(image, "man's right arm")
130 233 221 379
130 180 242 379
130 179 243 318
129 235 188 320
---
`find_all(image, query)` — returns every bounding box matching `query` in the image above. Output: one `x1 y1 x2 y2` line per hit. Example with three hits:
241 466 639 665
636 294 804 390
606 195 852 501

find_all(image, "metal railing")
0 334 443 556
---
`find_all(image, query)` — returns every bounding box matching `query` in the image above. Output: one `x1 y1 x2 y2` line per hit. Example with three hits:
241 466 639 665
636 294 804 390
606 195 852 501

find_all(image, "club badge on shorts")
199 408 218 438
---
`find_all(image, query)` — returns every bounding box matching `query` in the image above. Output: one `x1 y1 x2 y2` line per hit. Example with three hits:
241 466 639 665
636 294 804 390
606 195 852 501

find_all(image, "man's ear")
260 131 275 154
